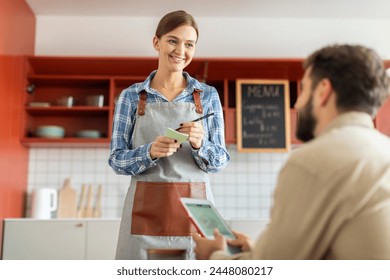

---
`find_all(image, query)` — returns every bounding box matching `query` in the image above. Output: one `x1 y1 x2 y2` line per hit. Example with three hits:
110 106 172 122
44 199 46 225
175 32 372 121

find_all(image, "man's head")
295 44 390 142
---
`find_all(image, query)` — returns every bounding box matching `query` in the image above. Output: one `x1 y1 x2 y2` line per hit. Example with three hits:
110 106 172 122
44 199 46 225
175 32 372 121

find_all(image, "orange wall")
0 0 35 222
0 0 35 55
376 98 390 136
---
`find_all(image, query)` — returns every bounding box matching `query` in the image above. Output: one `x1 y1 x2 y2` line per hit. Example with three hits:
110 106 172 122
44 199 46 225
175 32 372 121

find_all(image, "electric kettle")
31 188 58 219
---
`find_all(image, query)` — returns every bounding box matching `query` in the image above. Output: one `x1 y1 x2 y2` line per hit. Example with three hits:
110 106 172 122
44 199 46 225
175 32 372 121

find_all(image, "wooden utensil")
93 184 103 218
84 184 94 218
77 184 87 218
57 178 77 218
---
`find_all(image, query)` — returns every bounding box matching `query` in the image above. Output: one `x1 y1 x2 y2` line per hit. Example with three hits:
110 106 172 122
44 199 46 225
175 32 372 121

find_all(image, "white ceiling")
25 0 390 19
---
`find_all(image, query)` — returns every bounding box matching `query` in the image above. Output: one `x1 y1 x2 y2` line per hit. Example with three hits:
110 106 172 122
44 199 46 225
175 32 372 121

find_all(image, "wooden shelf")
22 56 390 147
21 137 110 147
21 56 305 147
25 106 109 116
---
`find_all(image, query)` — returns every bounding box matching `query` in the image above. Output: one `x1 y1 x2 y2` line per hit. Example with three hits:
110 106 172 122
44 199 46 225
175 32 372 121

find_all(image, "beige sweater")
211 112 390 260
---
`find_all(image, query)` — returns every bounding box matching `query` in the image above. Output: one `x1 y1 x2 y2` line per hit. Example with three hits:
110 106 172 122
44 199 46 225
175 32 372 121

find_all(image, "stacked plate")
28 102 50 107
75 130 101 138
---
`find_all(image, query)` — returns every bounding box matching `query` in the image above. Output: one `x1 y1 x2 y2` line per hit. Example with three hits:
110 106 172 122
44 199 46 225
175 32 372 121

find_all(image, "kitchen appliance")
30 188 58 219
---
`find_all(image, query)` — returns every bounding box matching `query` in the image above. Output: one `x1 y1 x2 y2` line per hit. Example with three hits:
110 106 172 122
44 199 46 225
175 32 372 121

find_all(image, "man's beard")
296 95 316 142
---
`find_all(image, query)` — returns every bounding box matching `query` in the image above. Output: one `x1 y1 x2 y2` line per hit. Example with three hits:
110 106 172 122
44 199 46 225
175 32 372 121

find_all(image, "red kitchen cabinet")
21 57 305 146
20 56 390 148
22 57 162 148
21 57 156 147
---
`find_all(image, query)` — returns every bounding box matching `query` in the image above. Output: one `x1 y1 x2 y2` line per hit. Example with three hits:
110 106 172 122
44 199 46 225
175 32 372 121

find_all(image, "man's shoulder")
289 126 390 170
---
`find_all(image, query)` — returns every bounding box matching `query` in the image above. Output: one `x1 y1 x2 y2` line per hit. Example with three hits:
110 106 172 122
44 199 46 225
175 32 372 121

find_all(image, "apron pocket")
131 181 206 236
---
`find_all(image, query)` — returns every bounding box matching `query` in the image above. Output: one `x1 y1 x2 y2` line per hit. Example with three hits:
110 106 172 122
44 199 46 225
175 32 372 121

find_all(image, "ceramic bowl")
35 125 65 138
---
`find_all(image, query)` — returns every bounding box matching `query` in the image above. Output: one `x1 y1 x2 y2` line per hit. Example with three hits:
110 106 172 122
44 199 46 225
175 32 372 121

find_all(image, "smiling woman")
108 10 230 260
151 24 198 99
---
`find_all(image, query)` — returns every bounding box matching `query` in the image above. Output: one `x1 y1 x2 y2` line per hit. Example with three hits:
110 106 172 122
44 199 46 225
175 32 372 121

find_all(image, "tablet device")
180 198 241 254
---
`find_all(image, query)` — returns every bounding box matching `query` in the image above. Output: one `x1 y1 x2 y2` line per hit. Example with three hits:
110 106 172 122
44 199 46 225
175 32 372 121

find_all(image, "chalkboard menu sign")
236 80 291 152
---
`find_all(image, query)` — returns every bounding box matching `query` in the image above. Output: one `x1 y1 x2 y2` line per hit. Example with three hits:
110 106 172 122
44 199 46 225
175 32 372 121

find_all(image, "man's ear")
318 78 334 107
153 36 160 51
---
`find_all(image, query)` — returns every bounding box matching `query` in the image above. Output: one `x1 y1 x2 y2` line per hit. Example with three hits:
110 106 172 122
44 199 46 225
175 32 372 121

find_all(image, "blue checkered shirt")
108 71 230 175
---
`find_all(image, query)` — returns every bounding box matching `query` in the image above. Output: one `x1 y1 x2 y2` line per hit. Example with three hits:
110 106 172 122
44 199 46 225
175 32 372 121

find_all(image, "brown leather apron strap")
138 89 203 115
131 182 206 236
193 89 203 114
137 90 147 116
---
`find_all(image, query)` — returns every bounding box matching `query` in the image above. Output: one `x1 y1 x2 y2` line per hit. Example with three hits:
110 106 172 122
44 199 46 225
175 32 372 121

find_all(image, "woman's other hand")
177 121 204 149
150 136 181 159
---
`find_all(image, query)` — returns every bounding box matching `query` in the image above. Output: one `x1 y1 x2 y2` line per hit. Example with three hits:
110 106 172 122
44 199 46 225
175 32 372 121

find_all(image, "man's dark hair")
304 44 390 116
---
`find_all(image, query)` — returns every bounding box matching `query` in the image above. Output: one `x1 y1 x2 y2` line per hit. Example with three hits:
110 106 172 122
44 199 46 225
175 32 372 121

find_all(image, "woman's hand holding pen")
177 112 213 149
150 136 181 159
150 111 212 158
177 121 204 149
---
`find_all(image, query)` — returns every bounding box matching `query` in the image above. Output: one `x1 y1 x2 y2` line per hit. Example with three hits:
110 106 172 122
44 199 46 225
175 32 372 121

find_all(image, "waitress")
108 10 230 260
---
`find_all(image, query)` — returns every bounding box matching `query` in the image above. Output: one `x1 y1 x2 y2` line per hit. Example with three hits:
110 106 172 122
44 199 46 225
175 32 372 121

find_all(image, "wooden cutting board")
84 184 94 218
93 184 103 218
57 178 77 218
77 184 87 218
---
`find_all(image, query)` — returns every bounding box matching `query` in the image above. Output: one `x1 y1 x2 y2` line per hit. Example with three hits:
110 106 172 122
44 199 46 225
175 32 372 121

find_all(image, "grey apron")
115 90 214 260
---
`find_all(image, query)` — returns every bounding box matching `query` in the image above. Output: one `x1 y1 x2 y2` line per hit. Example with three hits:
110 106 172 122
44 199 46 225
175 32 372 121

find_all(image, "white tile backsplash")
27 145 289 220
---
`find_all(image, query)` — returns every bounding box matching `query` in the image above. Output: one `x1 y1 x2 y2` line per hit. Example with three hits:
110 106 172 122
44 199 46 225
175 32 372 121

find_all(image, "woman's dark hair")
304 44 390 116
155 10 199 42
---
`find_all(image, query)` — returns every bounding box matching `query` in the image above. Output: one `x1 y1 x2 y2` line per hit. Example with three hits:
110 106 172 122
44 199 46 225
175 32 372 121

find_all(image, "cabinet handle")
75 223 84 228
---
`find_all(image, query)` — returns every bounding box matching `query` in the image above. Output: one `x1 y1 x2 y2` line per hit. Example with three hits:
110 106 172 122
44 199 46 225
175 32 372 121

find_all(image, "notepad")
164 127 188 144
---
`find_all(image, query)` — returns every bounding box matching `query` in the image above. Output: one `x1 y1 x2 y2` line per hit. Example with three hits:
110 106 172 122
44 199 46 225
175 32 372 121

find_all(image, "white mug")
31 188 58 219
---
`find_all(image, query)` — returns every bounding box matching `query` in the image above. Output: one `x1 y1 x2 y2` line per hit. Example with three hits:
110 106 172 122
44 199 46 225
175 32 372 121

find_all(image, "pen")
191 112 214 122
175 112 215 131
175 112 214 130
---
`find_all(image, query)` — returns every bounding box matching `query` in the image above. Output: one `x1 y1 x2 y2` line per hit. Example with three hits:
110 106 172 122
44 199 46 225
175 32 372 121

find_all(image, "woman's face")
153 24 197 73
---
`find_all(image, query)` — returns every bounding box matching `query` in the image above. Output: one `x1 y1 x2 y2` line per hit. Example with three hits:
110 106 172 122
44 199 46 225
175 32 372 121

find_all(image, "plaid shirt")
108 71 230 175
